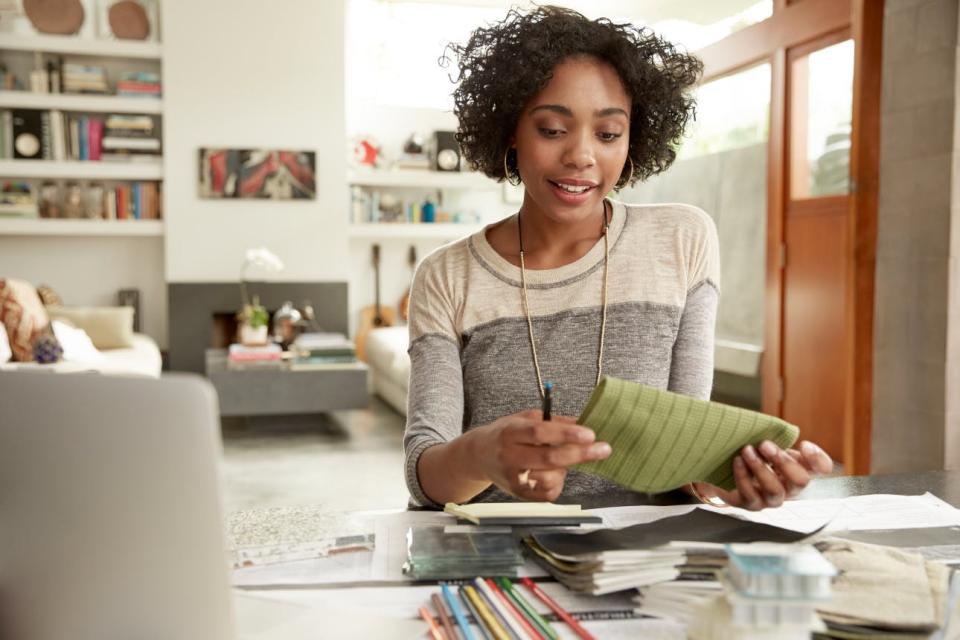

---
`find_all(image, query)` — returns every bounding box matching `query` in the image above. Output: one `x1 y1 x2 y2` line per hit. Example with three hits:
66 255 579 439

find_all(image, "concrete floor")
219 397 411 514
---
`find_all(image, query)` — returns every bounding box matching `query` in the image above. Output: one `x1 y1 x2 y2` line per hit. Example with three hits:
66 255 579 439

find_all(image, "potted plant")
237 247 284 346
237 295 270 346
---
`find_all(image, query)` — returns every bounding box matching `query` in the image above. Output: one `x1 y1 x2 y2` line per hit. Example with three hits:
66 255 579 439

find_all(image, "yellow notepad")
444 502 599 525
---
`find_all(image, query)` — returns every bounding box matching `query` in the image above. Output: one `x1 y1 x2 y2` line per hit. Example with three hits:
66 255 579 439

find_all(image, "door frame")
696 0 882 473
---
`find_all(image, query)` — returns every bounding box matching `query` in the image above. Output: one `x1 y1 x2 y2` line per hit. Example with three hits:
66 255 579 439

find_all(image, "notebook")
444 501 602 526
576 376 800 492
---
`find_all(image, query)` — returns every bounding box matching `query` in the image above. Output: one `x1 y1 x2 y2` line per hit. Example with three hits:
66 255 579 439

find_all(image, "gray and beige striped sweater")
403 199 720 507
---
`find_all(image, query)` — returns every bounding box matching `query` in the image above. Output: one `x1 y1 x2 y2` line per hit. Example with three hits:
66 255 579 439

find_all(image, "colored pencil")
495 578 558 640
460 587 495 640
519 578 596 640
419 605 447 640
443 583 477 640
464 584 512 640
474 577 529 640
432 592 460 640
486 578 544 640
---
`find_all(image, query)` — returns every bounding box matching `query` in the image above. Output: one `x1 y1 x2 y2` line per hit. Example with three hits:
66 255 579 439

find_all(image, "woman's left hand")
692 440 834 511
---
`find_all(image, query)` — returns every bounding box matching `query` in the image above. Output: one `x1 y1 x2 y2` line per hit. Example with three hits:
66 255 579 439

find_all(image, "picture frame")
198 148 317 200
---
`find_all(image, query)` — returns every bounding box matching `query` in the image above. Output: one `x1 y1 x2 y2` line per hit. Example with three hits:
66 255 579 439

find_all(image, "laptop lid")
0 371 235 640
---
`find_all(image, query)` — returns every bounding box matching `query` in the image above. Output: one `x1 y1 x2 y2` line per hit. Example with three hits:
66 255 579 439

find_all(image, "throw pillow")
48 306 134 349
0 322 11 363
36 283 64 308
0 278 52 362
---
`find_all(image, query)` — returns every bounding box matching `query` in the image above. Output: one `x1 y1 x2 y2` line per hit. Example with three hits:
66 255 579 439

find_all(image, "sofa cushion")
49 306 134 349
0 278 52 362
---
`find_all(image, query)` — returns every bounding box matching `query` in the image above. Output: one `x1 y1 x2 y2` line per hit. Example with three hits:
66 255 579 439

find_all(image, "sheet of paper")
700 492 960 534
233 591 425 640
588 494 960 536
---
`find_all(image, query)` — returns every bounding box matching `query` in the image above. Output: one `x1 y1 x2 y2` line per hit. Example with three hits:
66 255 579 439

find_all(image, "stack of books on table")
687 543 835 640
290 332 357 370
227 343 284 370
101 114 161 162
116 71 161 99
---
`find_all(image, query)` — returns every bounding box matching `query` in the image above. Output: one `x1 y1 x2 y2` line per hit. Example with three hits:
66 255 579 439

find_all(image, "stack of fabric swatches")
417 577 597 640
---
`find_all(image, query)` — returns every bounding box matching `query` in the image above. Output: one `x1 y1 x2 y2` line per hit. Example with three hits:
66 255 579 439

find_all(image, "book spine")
78 116 88 161
88 118 102 161
40 111 52 159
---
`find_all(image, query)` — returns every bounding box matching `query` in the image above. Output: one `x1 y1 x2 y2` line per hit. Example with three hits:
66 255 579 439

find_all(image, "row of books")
0 180 161 220
0 109 161 162
20 59 161 99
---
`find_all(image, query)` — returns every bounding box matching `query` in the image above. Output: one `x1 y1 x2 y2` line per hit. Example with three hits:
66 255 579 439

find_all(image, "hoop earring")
503 147 522 187
615 156 634 191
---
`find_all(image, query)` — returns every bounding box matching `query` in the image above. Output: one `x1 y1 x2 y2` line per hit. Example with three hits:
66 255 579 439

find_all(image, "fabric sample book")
576 376 799 492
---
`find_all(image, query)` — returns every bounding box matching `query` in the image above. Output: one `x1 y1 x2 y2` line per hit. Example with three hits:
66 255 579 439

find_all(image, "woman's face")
513 55 631 222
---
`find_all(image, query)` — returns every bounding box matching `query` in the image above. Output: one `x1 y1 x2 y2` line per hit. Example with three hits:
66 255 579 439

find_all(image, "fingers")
507 441 611 470
731 455 764 510
512 469 566 502
510 420 596 446
799 441 834 474
741 444 786 508
758 441 810 499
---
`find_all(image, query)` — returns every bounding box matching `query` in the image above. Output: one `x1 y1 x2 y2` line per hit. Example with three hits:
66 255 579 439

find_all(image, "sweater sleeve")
403 253 464 508
667 207 721 400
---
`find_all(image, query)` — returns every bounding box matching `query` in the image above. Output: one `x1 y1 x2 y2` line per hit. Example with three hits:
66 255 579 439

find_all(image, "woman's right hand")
473 409 612 501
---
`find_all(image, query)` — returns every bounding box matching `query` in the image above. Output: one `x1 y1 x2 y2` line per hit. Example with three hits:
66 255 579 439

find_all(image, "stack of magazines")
403 526 522 580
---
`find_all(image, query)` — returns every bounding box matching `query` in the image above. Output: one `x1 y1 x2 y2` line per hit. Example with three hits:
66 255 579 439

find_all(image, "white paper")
586 494 960 536
700 492 960 534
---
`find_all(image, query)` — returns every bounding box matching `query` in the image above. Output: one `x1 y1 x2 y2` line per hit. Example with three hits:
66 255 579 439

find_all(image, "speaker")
117 288 141 333
433 130 461 172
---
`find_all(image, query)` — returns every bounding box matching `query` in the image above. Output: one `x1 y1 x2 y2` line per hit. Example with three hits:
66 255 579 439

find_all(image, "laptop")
0 371 235 640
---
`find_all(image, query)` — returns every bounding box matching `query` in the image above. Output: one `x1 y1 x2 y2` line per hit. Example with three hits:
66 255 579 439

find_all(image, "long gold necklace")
518 201 610 399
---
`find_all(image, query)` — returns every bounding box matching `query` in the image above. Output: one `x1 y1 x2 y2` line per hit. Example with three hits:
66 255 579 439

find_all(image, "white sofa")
0 319 162 378
365 326 411 416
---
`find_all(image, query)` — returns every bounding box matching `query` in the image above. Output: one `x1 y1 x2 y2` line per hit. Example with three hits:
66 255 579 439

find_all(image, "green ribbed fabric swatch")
575 376 799 492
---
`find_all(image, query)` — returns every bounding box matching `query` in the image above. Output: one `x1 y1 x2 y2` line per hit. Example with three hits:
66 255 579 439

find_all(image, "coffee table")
204 349 369 418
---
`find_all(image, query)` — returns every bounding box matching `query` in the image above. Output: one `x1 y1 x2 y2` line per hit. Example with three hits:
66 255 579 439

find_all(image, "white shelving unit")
347 168 498 190
0 159 162 180
0 218 163 236
0 34 162 59
347 223 482 240
0 91 162 114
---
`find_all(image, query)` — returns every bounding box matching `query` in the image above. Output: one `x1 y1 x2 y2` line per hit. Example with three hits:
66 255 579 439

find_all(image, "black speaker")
117 288 141 333
433 130 461 172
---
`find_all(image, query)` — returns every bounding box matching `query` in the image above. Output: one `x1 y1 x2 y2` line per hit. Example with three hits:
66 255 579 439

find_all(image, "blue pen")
443 582 477 640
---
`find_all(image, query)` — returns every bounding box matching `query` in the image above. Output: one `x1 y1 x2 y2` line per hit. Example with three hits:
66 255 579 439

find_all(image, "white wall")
0 236 166 343
161 0 348 284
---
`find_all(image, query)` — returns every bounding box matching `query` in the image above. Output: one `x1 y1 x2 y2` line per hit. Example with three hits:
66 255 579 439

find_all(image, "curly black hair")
441 5 703 188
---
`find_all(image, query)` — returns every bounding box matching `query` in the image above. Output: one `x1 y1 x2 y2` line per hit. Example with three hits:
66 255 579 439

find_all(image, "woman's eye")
598 132 623 142
539 128 564 137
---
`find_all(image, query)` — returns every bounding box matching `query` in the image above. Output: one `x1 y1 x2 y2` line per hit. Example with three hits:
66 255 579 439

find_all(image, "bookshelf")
0 34 162 60
0 218 163 236
0 91 162 114
0 159 162 180
0 28 164 225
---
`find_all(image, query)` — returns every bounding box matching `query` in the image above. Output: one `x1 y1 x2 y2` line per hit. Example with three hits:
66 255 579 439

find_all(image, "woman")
403 6 832 510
